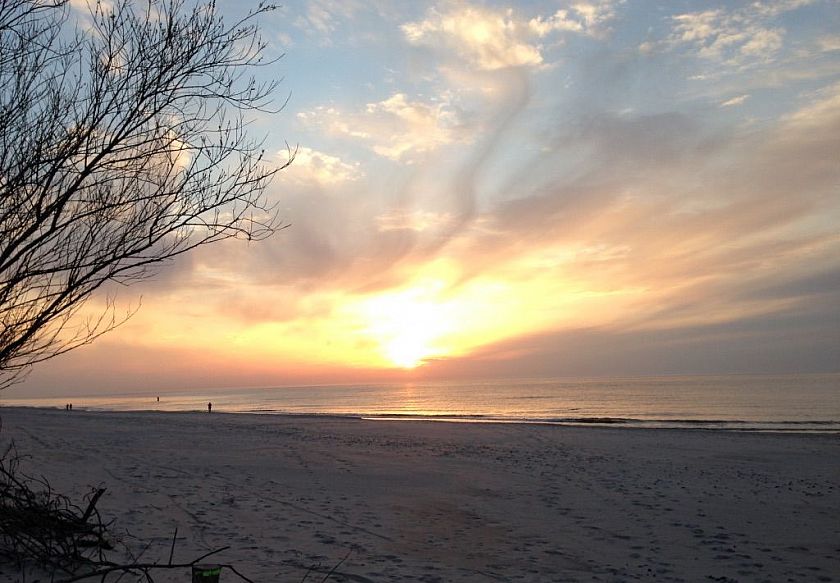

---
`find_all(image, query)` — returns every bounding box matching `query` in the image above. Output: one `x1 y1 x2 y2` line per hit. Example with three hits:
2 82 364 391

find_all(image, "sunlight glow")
92 248 653 376
356 280 454 368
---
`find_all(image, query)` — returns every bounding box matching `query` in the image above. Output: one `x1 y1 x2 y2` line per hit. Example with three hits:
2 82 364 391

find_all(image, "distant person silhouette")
207 402 212 413
68 403 72 410
157 396 160 402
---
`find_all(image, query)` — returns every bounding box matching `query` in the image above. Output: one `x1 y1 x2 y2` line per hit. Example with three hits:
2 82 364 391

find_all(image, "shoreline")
2 404 838 434
1 407 839 581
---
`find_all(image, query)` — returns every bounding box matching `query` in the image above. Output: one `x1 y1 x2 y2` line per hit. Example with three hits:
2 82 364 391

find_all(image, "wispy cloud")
782 80 840 127
298 93 470 161
532 1 618 37
670 10 783 65
666 2 815 68
297 106 371 139
720 94 749 107
375 210 454 232
749 0 816 17
293 0 362 41
817 35 840 52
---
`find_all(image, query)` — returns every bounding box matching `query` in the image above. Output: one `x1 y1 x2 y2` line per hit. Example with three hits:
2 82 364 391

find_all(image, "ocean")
3 373 839 432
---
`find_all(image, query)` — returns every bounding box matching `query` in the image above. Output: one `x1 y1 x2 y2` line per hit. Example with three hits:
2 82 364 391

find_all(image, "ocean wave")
359 414 840 432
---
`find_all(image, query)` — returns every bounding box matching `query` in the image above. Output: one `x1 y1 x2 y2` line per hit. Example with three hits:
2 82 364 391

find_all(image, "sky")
12 0 840 396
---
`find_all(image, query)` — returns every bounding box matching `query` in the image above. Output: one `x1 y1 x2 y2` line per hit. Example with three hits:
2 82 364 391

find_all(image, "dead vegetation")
0 439 111 577
0 427 256 582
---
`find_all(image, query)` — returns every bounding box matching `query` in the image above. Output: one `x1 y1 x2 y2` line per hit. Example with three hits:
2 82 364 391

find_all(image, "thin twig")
166 527 177 566
80 489 106 524
319 549 352 583
222 563 257 583
300 564 315 583
190 545 230 565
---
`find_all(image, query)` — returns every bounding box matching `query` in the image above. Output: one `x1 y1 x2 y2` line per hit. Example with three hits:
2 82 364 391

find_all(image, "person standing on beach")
207 402 212 413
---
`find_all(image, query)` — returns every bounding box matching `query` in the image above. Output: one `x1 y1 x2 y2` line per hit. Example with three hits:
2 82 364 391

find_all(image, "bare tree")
0 0 290 388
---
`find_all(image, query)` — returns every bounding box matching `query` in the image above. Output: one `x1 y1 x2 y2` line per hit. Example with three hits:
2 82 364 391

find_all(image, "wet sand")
1 407 838 582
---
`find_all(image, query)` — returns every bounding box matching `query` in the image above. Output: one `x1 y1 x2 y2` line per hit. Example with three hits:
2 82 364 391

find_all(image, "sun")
355 281 453 369
384 332 433 369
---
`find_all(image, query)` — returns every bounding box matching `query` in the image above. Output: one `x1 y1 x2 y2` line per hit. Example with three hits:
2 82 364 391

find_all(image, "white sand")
1 407 838 582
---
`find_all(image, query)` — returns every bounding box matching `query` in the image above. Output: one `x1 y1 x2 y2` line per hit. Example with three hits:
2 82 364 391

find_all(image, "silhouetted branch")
0 0 292 387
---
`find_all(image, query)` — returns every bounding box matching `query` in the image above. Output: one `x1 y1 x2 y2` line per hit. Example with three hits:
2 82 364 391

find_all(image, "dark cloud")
422 304 840 379
745 265 840 302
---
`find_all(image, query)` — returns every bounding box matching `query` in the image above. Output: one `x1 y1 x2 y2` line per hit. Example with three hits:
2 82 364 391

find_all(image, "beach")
1 407 838 582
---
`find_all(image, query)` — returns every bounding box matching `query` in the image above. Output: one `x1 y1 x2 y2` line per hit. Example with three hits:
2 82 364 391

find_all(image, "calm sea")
2 374 839 433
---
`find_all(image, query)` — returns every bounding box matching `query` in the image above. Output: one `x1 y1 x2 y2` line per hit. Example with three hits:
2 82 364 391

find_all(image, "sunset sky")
15 0 840 396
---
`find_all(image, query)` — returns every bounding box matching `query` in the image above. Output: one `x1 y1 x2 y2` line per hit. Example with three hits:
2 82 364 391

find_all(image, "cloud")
286 147 362 184
562 2 618 32
298 93 470 161
423 297 840 379
402 2 618 71
671 10 720 43
297 106 371 139
637 40 655 55
278 76 840 371
16 1 840 391
295 4 334 35
739 28 784 57
720 94 749 107
817 35 840 52
434 76 840 350
375 210 454 233
750 0 816 17
292 0 362 41
782 81 840 127
364 93 467 159
402 6 544 70
68 0 113 13
667 3 809 66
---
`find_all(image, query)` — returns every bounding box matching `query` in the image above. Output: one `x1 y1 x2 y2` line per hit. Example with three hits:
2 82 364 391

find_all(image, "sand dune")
1 407 838 582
